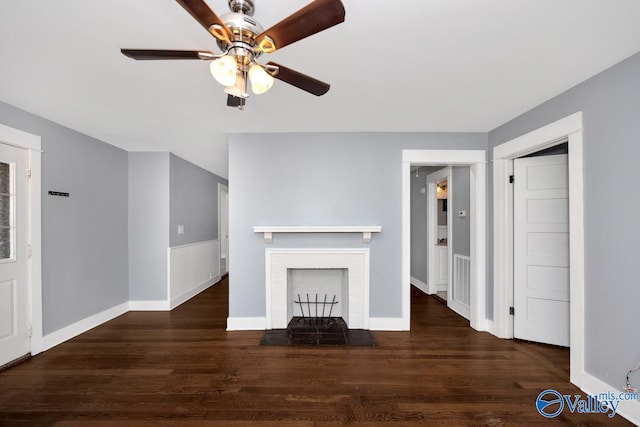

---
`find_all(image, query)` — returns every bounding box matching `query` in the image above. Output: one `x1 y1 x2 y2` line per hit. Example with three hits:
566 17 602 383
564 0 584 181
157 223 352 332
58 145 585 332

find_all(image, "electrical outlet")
178 225 184 235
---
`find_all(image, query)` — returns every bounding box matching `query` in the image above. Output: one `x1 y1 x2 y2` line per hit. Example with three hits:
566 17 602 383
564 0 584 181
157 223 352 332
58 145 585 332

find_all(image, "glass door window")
0 162 14 261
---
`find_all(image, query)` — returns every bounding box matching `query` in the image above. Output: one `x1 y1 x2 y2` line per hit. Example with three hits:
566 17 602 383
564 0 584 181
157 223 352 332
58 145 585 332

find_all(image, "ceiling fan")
121 0 345 109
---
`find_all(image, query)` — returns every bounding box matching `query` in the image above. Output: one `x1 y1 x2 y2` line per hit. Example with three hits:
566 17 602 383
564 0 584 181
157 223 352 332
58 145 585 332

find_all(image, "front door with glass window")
0 143 29 366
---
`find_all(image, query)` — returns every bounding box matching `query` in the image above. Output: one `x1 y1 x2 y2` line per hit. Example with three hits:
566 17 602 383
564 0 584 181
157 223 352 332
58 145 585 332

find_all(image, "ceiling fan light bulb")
210 55 237 87
249 64 274 95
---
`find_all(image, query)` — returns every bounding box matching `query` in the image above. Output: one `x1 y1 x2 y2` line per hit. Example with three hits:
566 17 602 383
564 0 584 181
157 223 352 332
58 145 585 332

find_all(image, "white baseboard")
38 301 129 353
410 276 429 295
133 275 222 311
579 371 640 424
36 276 222 353
129 300 171 311
170 275 219 309
437 284 448 292
226 317 266 331
486 319 500 338
368 317 408 331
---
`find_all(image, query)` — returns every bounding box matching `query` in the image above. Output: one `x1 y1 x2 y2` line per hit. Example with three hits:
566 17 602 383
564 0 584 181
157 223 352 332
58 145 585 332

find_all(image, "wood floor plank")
0 278 633 425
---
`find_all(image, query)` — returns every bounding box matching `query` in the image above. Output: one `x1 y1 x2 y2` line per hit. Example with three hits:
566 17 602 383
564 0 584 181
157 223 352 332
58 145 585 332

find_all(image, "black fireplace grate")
260 293 375 346
260 317 376 346
294 293 339 324
287 316 348 345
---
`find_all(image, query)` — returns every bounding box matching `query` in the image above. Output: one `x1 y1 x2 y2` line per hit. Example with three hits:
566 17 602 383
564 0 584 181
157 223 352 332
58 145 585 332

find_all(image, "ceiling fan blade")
255 0 345 53
121 49 215 60
175 0 232 42
267 62 330 96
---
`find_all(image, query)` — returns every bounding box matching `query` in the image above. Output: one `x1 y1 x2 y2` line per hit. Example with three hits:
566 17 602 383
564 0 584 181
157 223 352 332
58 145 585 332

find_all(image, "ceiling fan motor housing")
228 0 255 16
216 12 264 62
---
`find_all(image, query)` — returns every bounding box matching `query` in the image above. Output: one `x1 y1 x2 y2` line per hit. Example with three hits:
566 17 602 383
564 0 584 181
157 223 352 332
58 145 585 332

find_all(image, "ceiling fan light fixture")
248 63 274 94
210 55 237 86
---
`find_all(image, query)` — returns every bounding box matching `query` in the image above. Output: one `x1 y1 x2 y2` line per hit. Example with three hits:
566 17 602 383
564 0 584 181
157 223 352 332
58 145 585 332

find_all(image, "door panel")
0 279 16 339
437 246 448 287
0 143 29 366
514 154 569 347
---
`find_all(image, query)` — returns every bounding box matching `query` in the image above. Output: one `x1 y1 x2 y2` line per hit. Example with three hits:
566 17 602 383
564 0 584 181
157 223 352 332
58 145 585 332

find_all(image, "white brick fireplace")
265 248 370 330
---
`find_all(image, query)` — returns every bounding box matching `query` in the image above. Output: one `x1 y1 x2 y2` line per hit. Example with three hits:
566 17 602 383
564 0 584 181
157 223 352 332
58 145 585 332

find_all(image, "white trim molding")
368 317 406 331
0 124 43 356
410 276 429 295
580 372 640 425
129 300 171 311
0 123 42 151
493 112 583 160
254 225 382 244
40 302 129 352
492 111 585 388
402 149 487 332
226 317 266 331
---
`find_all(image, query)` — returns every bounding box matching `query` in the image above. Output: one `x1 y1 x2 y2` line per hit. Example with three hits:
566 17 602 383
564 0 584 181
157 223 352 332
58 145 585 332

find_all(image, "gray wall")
451 166 470 258
169 153 227 247
0 101 129 335
228 132 487 319
128 152 170 301
489 51 640 388
410 166 439 284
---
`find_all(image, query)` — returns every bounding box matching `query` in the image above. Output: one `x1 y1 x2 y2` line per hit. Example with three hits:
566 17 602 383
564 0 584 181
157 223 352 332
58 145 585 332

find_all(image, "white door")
514 154 569 346
220 187 229 274
0 143 29 366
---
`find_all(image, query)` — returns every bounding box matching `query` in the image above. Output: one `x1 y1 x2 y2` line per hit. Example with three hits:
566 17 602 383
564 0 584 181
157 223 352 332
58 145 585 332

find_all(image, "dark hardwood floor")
0 277 632 426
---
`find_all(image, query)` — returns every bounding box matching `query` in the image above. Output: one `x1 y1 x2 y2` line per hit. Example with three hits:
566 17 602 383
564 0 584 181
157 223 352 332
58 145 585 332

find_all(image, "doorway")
492 112 584 385
218 183 229 275
402 149 487 332
427 167 451 300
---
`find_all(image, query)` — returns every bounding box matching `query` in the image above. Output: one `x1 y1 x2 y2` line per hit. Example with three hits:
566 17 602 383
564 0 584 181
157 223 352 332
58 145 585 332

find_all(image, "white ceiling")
2 0 640 178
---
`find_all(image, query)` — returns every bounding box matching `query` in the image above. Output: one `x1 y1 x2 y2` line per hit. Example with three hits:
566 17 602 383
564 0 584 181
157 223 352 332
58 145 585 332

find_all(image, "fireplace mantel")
253 225 382 243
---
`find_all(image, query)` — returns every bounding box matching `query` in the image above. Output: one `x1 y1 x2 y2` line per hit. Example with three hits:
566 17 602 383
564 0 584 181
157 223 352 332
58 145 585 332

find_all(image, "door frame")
426 167 452 295
402 150 487 331
0 124 43 356
492 111 584 385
